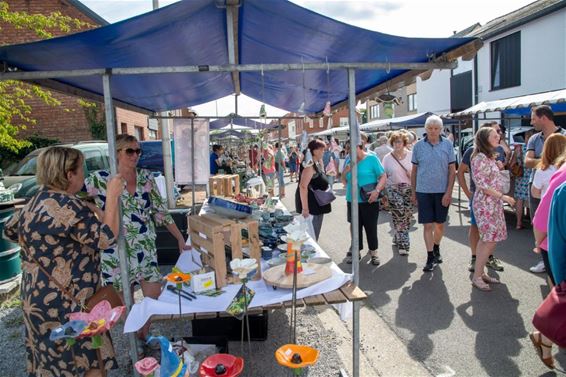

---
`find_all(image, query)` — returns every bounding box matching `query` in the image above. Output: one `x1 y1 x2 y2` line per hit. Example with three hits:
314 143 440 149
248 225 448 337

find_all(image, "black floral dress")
3 188 117 377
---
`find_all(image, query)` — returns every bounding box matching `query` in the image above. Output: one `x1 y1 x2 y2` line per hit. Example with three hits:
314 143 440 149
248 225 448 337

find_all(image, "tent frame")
1 50 471 377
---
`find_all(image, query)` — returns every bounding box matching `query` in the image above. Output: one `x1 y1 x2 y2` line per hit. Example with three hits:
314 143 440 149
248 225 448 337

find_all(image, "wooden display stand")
188 213 260 288
209 175 240 197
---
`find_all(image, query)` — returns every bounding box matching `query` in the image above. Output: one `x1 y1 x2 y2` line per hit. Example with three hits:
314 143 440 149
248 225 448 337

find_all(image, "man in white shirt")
373 135 393 161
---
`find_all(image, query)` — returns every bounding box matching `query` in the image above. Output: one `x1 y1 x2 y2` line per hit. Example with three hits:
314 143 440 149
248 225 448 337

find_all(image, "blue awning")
0 0 478 114
209 115 275 130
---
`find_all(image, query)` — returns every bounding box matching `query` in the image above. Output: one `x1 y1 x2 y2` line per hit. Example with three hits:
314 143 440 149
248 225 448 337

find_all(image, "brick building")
365 82 418 122
1 0 153 143
271 107 359 143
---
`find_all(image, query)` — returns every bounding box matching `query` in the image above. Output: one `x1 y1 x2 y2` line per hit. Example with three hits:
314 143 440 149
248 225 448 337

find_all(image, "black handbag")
360 183 380 202
310 187 336 206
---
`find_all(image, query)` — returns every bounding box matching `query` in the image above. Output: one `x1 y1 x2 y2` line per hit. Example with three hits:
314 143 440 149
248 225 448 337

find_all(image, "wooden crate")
208 175 240 197
188 213 260 288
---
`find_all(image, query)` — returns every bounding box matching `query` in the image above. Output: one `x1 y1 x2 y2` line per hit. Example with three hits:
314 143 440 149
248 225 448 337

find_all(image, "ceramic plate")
268 258 286 267
308 257 332 265
277 244 288 251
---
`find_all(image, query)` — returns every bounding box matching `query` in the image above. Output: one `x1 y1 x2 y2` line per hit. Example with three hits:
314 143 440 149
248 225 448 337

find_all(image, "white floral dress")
85 169 174 290
472 153 507 242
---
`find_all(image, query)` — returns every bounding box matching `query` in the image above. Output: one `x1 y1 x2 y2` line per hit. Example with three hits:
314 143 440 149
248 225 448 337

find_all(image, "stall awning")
448 88 566 117
359 112 460 132
0 0 479 114
209 115 274 130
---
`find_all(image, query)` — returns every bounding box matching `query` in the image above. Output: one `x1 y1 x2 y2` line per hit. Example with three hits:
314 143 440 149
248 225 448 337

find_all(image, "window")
134 126 144 141
491 31 521 90
319 118 323 128
120 123 128 134
407 94 417 112
148 130 157 140
369 104 380 119
83 149 106 173
383 103 395 118
339 117 348 127
308 118 313 128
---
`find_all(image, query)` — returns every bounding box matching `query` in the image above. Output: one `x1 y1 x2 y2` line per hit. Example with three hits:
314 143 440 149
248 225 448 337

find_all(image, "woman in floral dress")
510 131 533 229
4 146 123 377
85 134 189 338
471 128 516 291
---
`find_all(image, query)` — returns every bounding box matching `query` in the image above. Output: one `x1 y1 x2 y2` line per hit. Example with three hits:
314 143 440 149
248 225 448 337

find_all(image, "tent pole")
161 117 175 209
102 72 139 374
347 68 360 377
191 117 196 215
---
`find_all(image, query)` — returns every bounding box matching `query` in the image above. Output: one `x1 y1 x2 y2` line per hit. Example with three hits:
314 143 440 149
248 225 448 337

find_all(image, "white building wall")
477 9 566 102
416 68 452 114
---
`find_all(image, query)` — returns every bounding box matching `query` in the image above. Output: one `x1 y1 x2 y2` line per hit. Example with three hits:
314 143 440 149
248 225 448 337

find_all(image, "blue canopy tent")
0 1 482 375
0 0 479 115
209 115 275 130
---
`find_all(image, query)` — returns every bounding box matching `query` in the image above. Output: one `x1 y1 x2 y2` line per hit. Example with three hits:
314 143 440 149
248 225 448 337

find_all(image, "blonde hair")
36 146 83 190
555 149 566 168
389 131 409 146
538 134 566 170
116 134 138 151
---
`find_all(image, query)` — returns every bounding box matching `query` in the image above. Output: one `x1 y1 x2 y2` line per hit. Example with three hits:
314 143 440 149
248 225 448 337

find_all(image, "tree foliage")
0 1 91 152
78 99 107 140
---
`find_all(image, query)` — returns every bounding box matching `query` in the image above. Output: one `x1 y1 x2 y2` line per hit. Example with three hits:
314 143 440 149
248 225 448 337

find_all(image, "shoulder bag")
532 281 566 347
309 163 336 206
390 153 411 179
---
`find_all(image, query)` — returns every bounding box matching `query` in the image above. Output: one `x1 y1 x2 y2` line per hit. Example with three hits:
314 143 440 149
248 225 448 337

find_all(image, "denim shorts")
416 192 449 224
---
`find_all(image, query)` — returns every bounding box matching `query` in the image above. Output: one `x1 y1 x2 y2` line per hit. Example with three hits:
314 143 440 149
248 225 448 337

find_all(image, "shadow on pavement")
456 284 525 376
395 269 454 363
360 247 417 308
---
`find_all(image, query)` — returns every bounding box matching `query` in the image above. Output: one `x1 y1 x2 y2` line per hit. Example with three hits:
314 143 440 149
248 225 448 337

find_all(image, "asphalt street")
279 178 566 377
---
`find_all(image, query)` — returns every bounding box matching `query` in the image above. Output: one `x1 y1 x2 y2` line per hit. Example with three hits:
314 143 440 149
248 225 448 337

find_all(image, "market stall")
0 0 482 374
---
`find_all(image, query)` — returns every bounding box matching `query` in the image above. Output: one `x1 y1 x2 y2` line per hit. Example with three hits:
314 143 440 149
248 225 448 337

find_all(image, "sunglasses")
122 148 142 156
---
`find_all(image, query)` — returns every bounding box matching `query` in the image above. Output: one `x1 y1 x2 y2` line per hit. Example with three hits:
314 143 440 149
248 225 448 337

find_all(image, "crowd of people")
264 107 566 369
4 105 565 375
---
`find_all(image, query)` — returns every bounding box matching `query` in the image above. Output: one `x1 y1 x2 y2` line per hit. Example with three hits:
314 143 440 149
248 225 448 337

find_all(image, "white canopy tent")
448 88 566 116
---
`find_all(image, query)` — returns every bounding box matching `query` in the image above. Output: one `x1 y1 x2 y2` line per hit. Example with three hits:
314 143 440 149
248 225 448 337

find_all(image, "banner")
173 118 210 185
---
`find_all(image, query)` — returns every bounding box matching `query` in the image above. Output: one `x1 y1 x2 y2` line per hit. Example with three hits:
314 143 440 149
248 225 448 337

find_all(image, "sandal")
529 332 555 369
471 277 491 291
482 274 500 284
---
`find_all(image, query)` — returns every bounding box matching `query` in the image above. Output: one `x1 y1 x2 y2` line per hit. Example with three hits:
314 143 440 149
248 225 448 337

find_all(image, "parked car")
2 141 109 201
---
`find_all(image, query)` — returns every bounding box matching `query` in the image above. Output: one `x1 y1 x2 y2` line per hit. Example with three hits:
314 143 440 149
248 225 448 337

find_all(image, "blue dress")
514 145 531 200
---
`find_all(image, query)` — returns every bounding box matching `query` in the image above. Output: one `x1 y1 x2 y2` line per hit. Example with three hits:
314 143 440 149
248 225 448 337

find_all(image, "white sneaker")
529 261 546 273
398 249 409 256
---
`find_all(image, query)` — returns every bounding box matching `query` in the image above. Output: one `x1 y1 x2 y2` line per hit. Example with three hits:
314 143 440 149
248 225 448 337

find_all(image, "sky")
81 0 536 117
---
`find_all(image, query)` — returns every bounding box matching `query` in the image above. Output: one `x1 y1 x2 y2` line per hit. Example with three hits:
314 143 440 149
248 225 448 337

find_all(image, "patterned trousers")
387 184 413 250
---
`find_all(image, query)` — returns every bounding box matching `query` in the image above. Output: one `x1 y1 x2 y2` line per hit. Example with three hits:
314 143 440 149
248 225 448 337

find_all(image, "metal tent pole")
102 72 139 375
161 118 175 209
347 68 360 377
191 117 196 215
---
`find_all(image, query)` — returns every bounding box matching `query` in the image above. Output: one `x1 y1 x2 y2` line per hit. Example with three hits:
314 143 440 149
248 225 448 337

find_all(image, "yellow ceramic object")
275 344 319 369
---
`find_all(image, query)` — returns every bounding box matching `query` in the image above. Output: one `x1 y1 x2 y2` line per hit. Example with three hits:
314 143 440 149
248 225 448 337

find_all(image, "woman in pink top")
529 151 566 370
382 131 414 255
532 152 566 286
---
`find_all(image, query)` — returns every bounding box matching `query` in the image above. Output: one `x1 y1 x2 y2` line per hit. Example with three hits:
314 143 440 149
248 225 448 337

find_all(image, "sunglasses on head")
122 148 142 156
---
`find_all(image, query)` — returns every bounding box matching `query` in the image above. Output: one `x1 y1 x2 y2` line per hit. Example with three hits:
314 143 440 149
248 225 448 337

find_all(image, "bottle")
285 240 303 276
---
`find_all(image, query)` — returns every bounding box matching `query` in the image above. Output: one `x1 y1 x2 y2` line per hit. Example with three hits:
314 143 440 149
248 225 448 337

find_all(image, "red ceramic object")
198 354 244 377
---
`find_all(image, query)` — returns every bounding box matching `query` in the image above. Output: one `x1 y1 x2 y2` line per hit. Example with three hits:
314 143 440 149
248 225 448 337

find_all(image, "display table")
123 202 366 333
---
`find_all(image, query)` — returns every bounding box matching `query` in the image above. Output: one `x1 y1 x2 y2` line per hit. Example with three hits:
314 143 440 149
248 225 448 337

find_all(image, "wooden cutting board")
262 263 333 289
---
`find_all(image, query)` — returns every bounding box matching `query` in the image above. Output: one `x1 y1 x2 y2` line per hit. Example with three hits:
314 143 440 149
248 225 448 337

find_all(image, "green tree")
78 99 107 140
0 1 90 152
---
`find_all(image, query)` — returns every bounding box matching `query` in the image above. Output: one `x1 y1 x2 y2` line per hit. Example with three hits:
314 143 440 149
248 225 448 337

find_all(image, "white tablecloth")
124 206 352 333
